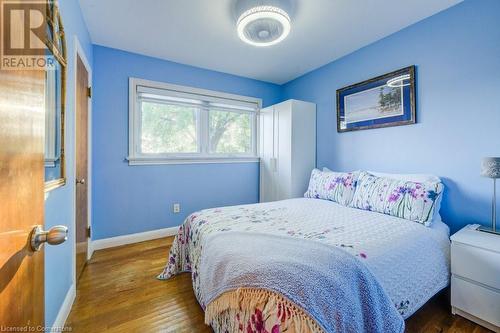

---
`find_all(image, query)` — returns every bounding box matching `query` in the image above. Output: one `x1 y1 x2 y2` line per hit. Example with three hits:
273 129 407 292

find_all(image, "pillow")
366 170 443 223
366 170 441 183
304 169 359 206
324 167 440 182
350 172 443 226
325 167 444 223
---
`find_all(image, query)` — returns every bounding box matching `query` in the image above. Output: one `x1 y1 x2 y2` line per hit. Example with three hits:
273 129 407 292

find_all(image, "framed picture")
337 66 416 132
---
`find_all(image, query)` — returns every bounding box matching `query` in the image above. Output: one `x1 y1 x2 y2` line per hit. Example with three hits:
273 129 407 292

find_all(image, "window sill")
126 156 260 166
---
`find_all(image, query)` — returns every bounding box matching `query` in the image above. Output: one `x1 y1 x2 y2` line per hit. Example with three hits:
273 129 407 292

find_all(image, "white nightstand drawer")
451 242 500 290
451 276 500 328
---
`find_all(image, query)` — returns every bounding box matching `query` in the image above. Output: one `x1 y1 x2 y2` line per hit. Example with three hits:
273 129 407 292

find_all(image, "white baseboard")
52 283 75 331
91 226 179 252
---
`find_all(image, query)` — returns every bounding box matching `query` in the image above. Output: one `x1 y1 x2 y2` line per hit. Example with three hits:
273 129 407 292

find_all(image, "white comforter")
161 197 450 319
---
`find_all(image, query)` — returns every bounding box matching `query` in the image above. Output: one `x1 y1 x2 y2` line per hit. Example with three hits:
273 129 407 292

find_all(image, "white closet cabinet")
259 99 316 202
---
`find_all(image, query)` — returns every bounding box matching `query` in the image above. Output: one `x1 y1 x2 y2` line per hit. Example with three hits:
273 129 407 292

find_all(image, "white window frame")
128 78 261 165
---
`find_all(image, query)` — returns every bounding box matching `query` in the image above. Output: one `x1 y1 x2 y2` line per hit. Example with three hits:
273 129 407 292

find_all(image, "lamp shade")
481 157 500 178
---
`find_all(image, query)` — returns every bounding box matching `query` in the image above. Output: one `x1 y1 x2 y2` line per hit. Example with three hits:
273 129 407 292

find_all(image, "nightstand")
450 225 500 332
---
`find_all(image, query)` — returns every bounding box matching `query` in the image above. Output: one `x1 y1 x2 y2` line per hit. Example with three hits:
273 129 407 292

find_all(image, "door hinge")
87 226 91 238
87 86 92 98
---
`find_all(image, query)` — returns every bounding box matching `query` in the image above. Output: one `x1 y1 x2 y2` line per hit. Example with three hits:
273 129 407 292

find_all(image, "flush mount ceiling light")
237 5 291 47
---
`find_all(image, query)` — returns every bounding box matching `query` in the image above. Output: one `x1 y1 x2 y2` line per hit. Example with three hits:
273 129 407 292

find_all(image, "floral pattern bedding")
304 169 359 206
159 198 450 332
350 172 444 226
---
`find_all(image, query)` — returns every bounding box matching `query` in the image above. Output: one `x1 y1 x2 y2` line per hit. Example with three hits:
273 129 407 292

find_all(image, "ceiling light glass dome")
237 5 291 47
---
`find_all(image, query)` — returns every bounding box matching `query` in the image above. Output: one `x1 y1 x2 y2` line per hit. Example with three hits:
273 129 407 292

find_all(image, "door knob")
76 178 85 185
30 225 68 251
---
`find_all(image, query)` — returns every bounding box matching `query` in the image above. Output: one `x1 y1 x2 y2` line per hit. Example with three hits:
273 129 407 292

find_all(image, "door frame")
72 36 93 287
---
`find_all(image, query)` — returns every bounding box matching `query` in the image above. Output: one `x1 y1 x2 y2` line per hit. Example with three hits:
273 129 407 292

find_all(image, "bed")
159 197 450 332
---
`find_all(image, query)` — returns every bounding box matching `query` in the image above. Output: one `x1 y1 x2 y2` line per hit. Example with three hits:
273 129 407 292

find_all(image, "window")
128 78 260 164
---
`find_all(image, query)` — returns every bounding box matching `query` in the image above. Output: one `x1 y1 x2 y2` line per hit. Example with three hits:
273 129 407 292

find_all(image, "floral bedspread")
158 198 450 332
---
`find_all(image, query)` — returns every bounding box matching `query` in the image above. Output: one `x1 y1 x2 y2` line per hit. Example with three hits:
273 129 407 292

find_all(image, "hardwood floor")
66 237 492 333
66 237 210 333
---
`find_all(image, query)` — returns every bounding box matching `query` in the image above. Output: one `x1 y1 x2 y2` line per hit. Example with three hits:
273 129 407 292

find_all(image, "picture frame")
336 66 416 133
44 1 67 192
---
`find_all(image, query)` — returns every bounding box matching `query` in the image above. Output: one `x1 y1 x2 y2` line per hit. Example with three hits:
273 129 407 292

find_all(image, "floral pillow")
304 169 359 206
350 172 443 226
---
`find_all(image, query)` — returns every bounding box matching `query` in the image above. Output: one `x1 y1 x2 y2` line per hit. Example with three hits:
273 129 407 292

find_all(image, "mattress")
160 197 450 320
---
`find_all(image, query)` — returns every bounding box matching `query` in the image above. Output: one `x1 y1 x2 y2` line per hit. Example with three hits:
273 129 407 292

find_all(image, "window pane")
140 101 198 154
209 109 252 154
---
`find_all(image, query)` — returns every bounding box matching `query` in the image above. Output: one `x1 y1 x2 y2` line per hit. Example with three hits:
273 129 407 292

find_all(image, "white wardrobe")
259 99 316 202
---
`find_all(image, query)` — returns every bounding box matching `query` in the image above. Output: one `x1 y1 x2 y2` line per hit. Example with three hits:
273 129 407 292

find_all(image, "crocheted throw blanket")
199 231 404 333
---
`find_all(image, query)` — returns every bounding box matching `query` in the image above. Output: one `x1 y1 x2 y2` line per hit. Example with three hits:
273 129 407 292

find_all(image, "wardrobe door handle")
76 178 86 185
270 158 277 172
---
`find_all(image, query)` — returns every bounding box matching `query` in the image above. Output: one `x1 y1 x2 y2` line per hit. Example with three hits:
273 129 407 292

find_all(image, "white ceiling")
79 0 462 84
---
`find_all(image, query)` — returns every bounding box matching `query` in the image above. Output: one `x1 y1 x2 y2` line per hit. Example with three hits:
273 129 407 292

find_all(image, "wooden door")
0 69 46 327
75 56 89 281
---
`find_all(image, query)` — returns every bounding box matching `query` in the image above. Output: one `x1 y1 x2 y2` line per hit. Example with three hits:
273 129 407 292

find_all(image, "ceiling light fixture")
237 5 291 47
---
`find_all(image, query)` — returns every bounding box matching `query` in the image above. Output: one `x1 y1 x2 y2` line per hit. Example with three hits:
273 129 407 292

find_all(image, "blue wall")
282 0 500 233
44 0 93 328
91 45 282 240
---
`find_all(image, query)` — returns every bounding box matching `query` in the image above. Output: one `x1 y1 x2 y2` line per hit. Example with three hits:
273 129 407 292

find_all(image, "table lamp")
480 157 500 234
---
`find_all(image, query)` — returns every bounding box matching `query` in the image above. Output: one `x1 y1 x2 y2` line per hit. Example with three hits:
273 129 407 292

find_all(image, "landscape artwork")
337 66 416 132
